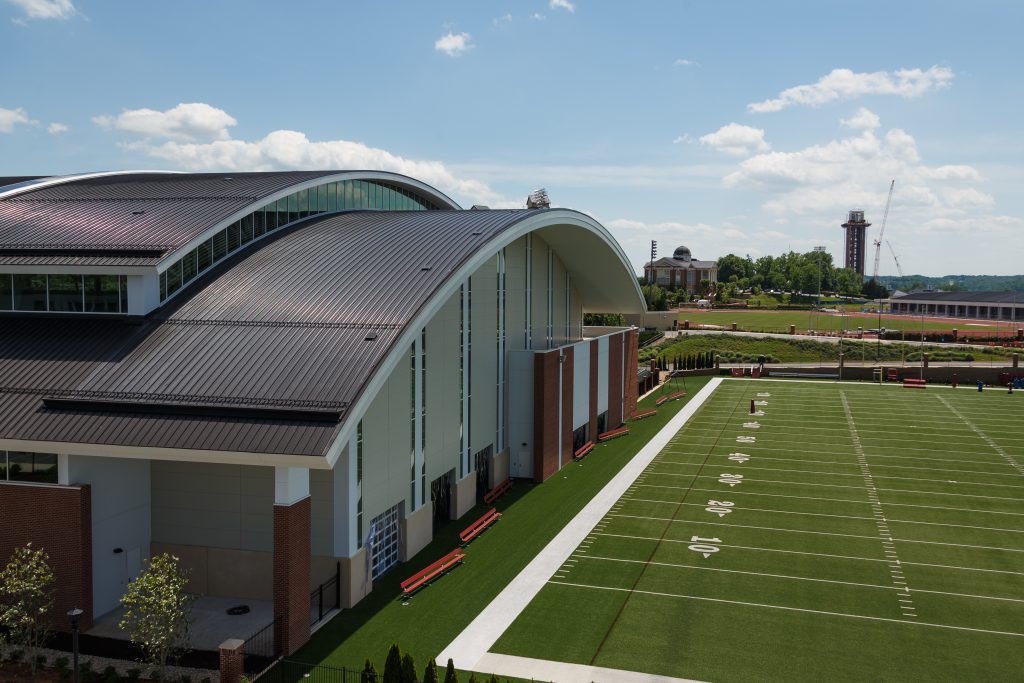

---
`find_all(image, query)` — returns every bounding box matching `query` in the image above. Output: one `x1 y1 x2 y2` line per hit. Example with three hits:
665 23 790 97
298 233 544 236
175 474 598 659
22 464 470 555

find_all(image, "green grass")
290 377 713 677
650 334 1013 365
491 381 1024 681
677 309 1014 335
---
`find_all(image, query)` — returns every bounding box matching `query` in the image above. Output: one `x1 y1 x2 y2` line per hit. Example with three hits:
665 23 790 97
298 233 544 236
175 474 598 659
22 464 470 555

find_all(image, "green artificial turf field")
676 308 1013 336
491 380 1024 681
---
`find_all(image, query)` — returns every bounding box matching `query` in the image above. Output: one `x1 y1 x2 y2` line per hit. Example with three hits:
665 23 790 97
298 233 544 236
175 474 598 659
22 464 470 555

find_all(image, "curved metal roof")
0 208 643 462
0 171 459 265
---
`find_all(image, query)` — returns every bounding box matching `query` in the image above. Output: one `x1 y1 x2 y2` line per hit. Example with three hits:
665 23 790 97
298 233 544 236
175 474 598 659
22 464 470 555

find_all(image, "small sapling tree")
0 543 55 674
118 553 195 677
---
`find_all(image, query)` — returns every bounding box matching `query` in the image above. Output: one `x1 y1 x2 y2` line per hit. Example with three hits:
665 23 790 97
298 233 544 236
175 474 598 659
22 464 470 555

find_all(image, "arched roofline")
323 208 644 468
156 171 461 273
0 170 187 201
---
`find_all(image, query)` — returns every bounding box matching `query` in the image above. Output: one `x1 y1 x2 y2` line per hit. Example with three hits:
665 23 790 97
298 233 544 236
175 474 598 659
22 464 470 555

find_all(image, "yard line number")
705 500 735 517
689 535 723 558
728 452 751 463
719 473 744 487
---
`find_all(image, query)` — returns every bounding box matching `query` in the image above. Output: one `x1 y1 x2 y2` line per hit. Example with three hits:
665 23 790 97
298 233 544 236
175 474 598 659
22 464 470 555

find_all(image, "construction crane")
870 179 895 281
886 240 905 278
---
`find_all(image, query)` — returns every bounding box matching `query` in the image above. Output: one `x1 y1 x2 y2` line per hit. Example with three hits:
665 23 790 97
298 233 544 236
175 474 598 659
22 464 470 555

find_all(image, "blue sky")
2 0 1022 276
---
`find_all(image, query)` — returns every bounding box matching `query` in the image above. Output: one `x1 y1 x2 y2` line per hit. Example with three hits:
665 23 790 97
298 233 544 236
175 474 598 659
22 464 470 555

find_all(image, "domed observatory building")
643 245 718 294
0 171 643 653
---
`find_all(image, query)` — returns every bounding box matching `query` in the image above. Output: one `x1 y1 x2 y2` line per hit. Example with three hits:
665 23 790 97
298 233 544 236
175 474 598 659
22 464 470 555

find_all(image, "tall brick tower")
842 210 870 279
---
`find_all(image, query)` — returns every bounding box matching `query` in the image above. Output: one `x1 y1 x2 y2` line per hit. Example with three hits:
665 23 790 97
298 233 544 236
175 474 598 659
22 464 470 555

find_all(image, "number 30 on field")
688 535 722 558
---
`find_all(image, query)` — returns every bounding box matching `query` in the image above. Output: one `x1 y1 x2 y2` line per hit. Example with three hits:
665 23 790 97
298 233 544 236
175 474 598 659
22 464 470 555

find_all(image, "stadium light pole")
876 296 882 362
920 304 926 380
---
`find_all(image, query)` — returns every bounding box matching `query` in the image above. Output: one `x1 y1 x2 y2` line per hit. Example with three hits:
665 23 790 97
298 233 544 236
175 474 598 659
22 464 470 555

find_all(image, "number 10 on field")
688 535 722 558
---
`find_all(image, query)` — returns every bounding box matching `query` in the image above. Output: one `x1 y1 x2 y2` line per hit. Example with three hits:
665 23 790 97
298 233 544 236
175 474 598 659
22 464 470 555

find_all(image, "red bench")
459 507 501 544
631 408 657 420
730 368 745 377
573 441 594 461
598 426 629 442
903 378 927 389
483 477 512 504
655 395 669 406
400 548 465 596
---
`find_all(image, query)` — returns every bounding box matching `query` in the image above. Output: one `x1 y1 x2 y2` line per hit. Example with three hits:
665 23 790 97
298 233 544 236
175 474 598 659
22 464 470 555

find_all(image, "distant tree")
400 653 418 683
444 659 459 683
833 268 863 297
362 658 379 683
641 284 668 311
383 645 403 683
717 254 753 283
862 279 891 300
467 675 479 683
118 553 194 676
698 279 711 296
0 543 54 674
583 313 625 326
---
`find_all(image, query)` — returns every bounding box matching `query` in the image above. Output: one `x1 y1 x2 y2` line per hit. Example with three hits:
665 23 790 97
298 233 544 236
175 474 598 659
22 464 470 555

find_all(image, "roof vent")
364 332 378 341
420 266 432 272
131 210 145 216
471 205 490 210
223 176 234 181
470 231 482 236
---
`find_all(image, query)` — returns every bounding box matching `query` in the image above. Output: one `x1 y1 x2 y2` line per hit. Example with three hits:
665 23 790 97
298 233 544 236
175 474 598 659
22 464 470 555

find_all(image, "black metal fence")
261 659 380 683
243 615 282 678
310 561 341 627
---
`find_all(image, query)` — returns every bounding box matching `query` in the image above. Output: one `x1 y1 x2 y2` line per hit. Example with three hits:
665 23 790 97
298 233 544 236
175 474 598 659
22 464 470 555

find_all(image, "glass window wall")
48 274 83 312
2 451 58 484
0 273 11 310
13 274 47 311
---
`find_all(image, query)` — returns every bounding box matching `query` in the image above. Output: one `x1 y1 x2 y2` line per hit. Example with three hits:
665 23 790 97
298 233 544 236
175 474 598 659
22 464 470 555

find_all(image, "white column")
274 466 310 506
414 331 424 509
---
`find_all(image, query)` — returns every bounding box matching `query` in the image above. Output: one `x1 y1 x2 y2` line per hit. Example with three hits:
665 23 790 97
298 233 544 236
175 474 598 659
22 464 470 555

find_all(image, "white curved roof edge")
155 170 461 277
0 170 186 201
323 208 645 468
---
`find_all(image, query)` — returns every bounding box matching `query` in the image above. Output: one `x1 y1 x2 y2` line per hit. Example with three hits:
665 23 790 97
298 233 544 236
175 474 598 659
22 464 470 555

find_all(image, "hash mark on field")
842 390 919 618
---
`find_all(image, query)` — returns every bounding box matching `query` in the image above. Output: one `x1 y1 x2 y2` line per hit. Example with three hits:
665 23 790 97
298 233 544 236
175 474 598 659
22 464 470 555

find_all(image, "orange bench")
903 378 927 389
401 548 465 596
631 409 657 420
573 441 594 461
483 477 512 504
598 426 629 442
459 507 501 544
655 395 669 406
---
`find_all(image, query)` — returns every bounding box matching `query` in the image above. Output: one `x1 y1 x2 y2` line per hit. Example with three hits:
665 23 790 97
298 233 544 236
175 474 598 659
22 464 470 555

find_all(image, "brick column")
623 329 639 419
219 638 244 683
273 468 311 656
533 350 560 482
0 483 92 631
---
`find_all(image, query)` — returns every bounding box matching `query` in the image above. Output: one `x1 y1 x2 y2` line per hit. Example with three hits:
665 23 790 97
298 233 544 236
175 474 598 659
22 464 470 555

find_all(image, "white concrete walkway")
437 378 723 682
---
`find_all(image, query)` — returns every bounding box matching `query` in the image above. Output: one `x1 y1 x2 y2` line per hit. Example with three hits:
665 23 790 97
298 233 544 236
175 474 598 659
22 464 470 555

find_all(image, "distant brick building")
643 245 718 294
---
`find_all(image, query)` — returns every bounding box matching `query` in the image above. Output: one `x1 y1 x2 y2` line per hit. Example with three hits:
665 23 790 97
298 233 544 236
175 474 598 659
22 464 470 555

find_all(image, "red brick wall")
533 350 560 482
624 329 639 418
589 340 599 439
560 347 574 468
273 496 311 655
0 483 93 631
608 333 623 428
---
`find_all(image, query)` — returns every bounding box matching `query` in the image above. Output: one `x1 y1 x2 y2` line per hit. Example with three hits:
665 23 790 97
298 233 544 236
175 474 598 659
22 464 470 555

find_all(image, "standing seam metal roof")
0 209 571 457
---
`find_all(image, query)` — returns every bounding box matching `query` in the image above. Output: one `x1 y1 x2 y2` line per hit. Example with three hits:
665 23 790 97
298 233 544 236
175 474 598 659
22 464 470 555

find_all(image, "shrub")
383 644 402 683
0 544 55 674
118 553 195 676
444 658 458 683
361 658 378 683
400 653 417 683
55 656 70 671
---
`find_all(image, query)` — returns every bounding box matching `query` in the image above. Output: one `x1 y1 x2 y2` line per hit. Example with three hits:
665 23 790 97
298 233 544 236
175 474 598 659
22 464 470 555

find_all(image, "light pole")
876 297 883 362
67 607 83 683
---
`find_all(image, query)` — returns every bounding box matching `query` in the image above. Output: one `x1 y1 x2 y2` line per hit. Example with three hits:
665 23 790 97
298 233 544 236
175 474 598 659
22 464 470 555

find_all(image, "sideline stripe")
436 378 726 672
548 581 1024 639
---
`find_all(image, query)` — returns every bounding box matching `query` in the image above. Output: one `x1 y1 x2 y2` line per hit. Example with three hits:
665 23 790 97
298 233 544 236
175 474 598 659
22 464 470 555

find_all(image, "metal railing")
262 659 384 683
242 615 282 678
310 562 341 627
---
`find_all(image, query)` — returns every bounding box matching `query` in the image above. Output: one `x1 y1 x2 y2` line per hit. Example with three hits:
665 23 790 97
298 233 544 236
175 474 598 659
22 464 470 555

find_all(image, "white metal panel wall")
505 236 527 352
506 350 535 478
151 461 272 552
572 341 590 429
361 363 412 522
471 256 498 457
68 455 151 617
597 336 610 414
530 237 548 349
552 256 567 346
425 291 460 483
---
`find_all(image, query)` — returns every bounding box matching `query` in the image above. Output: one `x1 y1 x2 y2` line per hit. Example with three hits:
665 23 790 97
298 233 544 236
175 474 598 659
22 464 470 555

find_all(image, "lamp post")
877 297 883 362
67 607 83 683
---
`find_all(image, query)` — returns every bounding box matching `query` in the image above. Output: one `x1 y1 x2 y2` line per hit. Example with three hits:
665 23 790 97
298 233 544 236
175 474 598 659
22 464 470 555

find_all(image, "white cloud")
434 31 473 57
6 0 75 21
549 0 575 12
674 58 697 67
0 106 30 133
92 103 237 141
493 13 512 26
699 123 770 157
530 12 545 20
748 65 954 113
47 121 68 134
840 107 880 130
673 134 694 145
941 187 994 209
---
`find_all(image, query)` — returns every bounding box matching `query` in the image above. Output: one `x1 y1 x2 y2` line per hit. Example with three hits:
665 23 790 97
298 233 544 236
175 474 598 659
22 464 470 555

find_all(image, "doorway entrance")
474 445 492 502
430 469 454 530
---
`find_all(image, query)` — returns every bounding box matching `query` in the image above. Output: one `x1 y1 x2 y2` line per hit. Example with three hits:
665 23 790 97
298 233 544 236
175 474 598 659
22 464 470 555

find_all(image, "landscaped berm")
299 378 1024 681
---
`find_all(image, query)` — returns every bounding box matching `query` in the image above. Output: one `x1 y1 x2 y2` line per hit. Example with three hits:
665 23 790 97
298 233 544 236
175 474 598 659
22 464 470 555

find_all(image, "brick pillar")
533 350 560 482
219 638 244 683
0 483 92 631
274 495 311 655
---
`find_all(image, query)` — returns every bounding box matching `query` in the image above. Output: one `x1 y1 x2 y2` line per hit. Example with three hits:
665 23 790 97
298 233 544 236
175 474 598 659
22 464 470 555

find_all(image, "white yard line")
652 459 1024 483
549 581 1024 639
641 471 1024 495
436 377 724 678
937 395 1024 476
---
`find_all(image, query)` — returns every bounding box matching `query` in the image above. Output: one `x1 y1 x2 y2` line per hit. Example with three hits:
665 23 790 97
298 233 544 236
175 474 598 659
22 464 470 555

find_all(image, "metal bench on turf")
400 548 465 596
459 507 501 545
484 477 512 504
